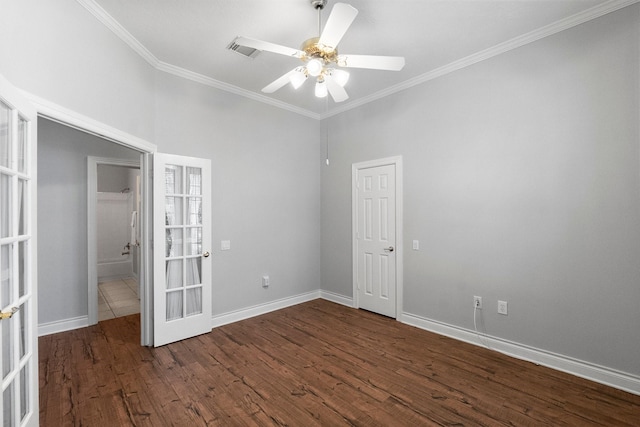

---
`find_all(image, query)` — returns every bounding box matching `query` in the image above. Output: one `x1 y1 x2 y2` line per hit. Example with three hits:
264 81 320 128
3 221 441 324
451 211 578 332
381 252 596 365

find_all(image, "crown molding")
156 61 321 120
76 0 159 68
321 0 640 120
77 0 638 121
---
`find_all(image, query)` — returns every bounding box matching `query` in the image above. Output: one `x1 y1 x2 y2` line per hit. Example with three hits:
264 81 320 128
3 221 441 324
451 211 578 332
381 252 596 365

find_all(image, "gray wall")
38 119 140 323
321 7 640 376
0 0 155 140
153 73 321 314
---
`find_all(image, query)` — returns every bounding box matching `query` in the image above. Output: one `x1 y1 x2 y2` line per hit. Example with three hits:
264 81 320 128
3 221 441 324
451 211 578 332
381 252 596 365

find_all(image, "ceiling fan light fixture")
307 58 324 77
315 79 328 98
242 1 405 102
330 68 349 87
290 68 307 89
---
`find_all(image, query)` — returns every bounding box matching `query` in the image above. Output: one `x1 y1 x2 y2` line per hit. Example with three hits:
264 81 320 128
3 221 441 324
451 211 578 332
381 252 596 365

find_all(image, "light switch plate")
413 240 419 250
221 240 231 251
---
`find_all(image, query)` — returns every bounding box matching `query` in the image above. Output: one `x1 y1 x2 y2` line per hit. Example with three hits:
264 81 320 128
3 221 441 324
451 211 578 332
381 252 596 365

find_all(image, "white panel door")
153 153 211 347
356 164 397 317
0 74 38 426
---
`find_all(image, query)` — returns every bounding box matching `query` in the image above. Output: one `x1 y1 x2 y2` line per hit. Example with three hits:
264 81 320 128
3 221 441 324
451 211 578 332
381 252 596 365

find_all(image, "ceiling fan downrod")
311 0 327 37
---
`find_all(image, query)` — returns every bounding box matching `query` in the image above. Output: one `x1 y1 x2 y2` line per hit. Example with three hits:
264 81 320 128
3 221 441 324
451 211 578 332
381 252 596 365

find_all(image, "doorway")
88 157 141 325
37 115 155 346
352 156 404 319
93 161 141 321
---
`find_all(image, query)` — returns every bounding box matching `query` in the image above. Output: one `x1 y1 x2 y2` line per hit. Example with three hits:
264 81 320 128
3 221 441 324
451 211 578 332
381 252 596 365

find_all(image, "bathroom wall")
96 164 140 281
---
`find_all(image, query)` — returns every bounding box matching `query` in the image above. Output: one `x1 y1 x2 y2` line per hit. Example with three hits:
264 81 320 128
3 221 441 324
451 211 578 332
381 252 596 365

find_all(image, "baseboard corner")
38 316 90 336
402 311 640 396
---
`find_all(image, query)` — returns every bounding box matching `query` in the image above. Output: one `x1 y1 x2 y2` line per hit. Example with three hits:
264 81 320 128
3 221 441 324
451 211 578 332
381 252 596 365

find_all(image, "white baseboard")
402 312 640 396
320 290 353 307
38 316 90 337
211 290 321 328
34 293 640 396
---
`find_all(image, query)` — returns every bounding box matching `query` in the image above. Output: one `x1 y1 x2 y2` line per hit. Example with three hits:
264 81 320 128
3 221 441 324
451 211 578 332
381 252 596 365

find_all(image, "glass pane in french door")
165 165 182 194
1 173 10 238
18 241 26 298
164 164 204 322
3 381 14 426
19 366 28 420
166 291 183 321
18 178 26 235
17 116 26 174
2 313 13 379
185 227 202 255
186 167 201 195
1 244 12 309
0 101 9 168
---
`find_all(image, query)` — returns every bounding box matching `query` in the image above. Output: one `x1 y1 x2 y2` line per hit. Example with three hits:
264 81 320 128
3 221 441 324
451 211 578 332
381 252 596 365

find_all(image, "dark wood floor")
40 299 640 426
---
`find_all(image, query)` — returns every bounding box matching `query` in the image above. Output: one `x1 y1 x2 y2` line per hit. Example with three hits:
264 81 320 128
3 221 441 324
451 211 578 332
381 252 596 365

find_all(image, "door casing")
25 92 157 346
352 156 404 320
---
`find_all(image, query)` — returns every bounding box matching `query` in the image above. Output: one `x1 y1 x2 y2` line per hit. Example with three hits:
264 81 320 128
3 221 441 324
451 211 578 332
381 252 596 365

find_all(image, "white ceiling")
88 0 615 117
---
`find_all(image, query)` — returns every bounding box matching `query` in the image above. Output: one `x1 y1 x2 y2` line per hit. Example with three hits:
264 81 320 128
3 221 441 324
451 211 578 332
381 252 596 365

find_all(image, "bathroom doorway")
95 163 141 321
87 157 142 324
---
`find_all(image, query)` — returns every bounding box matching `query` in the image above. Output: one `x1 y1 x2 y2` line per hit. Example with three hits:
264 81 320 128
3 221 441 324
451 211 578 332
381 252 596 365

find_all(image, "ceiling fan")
230 0 405 103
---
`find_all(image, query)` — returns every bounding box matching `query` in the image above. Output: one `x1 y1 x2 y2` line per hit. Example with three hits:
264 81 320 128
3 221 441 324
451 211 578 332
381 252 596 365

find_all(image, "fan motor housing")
301 37 338 63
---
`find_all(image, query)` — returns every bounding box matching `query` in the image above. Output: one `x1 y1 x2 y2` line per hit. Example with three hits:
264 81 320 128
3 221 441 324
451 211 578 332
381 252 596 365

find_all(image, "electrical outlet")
498 300 508 315
473 296 482 309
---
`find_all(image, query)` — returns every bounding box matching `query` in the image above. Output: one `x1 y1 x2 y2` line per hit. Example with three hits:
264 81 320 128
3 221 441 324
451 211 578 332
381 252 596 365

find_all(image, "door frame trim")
87 157 140 326
352 156 404 320
26 91 157 346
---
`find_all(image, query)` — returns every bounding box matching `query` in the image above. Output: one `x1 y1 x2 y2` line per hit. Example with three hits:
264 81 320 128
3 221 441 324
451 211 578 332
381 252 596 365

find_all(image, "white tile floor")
98 277 140 321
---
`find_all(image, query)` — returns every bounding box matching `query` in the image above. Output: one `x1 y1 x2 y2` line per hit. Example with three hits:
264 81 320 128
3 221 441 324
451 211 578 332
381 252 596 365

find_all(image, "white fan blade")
262 69 298 93
318 3 358 50
325 75 349 103
338 54 405 71
234 36 304 58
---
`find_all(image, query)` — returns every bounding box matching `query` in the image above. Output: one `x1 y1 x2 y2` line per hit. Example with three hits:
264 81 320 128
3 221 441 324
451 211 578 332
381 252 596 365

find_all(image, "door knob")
0 307 19 321
384 246 394 252
203 251 210 258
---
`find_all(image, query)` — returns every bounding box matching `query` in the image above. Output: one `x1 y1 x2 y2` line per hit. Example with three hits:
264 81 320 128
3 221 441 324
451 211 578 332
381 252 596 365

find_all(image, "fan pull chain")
325 96 330 166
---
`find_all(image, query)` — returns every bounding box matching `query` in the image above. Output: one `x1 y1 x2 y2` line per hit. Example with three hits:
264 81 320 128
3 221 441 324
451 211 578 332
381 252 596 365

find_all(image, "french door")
0 74 38 426
153 153 211 346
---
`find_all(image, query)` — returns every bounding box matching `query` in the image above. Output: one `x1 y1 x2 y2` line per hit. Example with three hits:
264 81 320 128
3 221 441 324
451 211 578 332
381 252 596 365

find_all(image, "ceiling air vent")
227 37 261 58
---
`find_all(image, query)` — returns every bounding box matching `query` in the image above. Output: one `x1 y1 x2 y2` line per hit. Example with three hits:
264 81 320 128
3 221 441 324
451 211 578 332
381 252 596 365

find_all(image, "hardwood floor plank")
40 300 640 426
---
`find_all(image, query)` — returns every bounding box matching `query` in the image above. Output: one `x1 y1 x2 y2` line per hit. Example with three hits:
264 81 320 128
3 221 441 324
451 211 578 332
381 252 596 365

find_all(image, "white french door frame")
153 153 212 347
0 73 38 427
24 92 157 346
352 156 404 321
87 157 140 326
